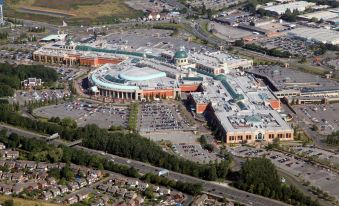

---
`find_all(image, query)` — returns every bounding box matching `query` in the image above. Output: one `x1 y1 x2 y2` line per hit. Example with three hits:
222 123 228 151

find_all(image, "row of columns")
99 89 138 100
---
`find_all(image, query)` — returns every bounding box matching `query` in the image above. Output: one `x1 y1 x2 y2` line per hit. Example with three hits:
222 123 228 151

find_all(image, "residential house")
86 176 96 185
68 182 80 191
125 191 137 200
1 184 12 195
15 162 26 170
97 184 109 192
191 194 209 206
159 188 171 196
5 161 15 169
12 184 24 194
153 185 160 192
1 173 12 181
89 170 102 179
28 171 39 179
91 200 104 206
0 143 5 150
27 182 39 191
116 188 127 197
147 12 161 21
50 187 61 197
100 195 110 204
0 160 5 166
126 179 138 188
37 163 48 171
37 180 48 189
134 196 144 205
66 195 78 204
77 178 88 188
42 191 53 200
107 185 118 194
1 150 19 159
11 172 24 182
127 199 136 206
46 177 56 185
137 182 149 191
25 161 37 170
37 172 48 180
59 185 69 194
76 190 90 202
113 178 127 186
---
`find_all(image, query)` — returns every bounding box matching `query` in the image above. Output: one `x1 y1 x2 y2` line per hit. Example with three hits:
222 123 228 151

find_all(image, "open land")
0 195 60 206
5 0 141 24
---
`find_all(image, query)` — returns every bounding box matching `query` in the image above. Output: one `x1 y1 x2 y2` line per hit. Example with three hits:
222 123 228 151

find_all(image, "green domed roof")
174 50 188 59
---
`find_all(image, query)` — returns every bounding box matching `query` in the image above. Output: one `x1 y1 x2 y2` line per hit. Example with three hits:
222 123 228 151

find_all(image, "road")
0 124 290 206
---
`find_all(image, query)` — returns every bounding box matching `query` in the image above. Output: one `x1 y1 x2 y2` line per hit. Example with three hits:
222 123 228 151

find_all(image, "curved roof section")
90 73 139 91
174 50 188 59
119 71 166 81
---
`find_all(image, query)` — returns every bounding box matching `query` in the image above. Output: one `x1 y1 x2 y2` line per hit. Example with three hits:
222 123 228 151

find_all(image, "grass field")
0 195 62 206
5 0 143 25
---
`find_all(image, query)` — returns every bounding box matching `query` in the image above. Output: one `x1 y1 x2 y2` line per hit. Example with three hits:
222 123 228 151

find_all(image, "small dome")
174 50 188 59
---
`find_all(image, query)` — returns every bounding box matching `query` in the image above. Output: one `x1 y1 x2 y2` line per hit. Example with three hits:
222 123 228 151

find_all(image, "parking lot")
230 146 339 201
257 36 314 57
288 145 339 167
104 29 208 53
172 143 221 164
141 131 198 144
138 102 190 132
34 101 130 129
56 67 86 82
211 23 253 42
0 49 32 62
9 89 70 105
294 104 339 135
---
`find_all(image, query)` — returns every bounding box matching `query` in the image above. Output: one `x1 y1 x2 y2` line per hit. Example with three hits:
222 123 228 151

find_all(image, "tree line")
326 131 339 146
0 130 202 195
0 32 8 40
234 158 321 206
0 103 231 182
0 105 80 141
234 39 292 58
81 124 231 181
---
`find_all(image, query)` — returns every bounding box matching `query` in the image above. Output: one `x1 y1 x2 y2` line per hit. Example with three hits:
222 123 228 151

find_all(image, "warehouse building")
298 10 339 22
262 1 316 15
288 27 339 45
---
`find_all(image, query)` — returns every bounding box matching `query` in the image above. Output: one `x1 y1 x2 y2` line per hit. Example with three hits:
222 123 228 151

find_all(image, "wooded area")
234 158 321 206
0 63 58 97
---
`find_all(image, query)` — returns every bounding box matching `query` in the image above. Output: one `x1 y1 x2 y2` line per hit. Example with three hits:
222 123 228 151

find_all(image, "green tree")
3 199 14 206
60 165 75 181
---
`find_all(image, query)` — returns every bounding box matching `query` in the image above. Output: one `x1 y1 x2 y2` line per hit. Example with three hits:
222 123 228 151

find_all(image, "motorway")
0 124 290 206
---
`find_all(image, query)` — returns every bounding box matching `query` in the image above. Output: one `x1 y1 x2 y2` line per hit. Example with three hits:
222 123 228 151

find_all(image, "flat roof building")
190 51 253 75
189 73 292 144
298 10 339 21
288 27 339 45
263 1 316 15
249 65 339 104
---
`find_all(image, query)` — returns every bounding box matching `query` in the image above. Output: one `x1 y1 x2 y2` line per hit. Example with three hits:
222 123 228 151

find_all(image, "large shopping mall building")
33 39 293 144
